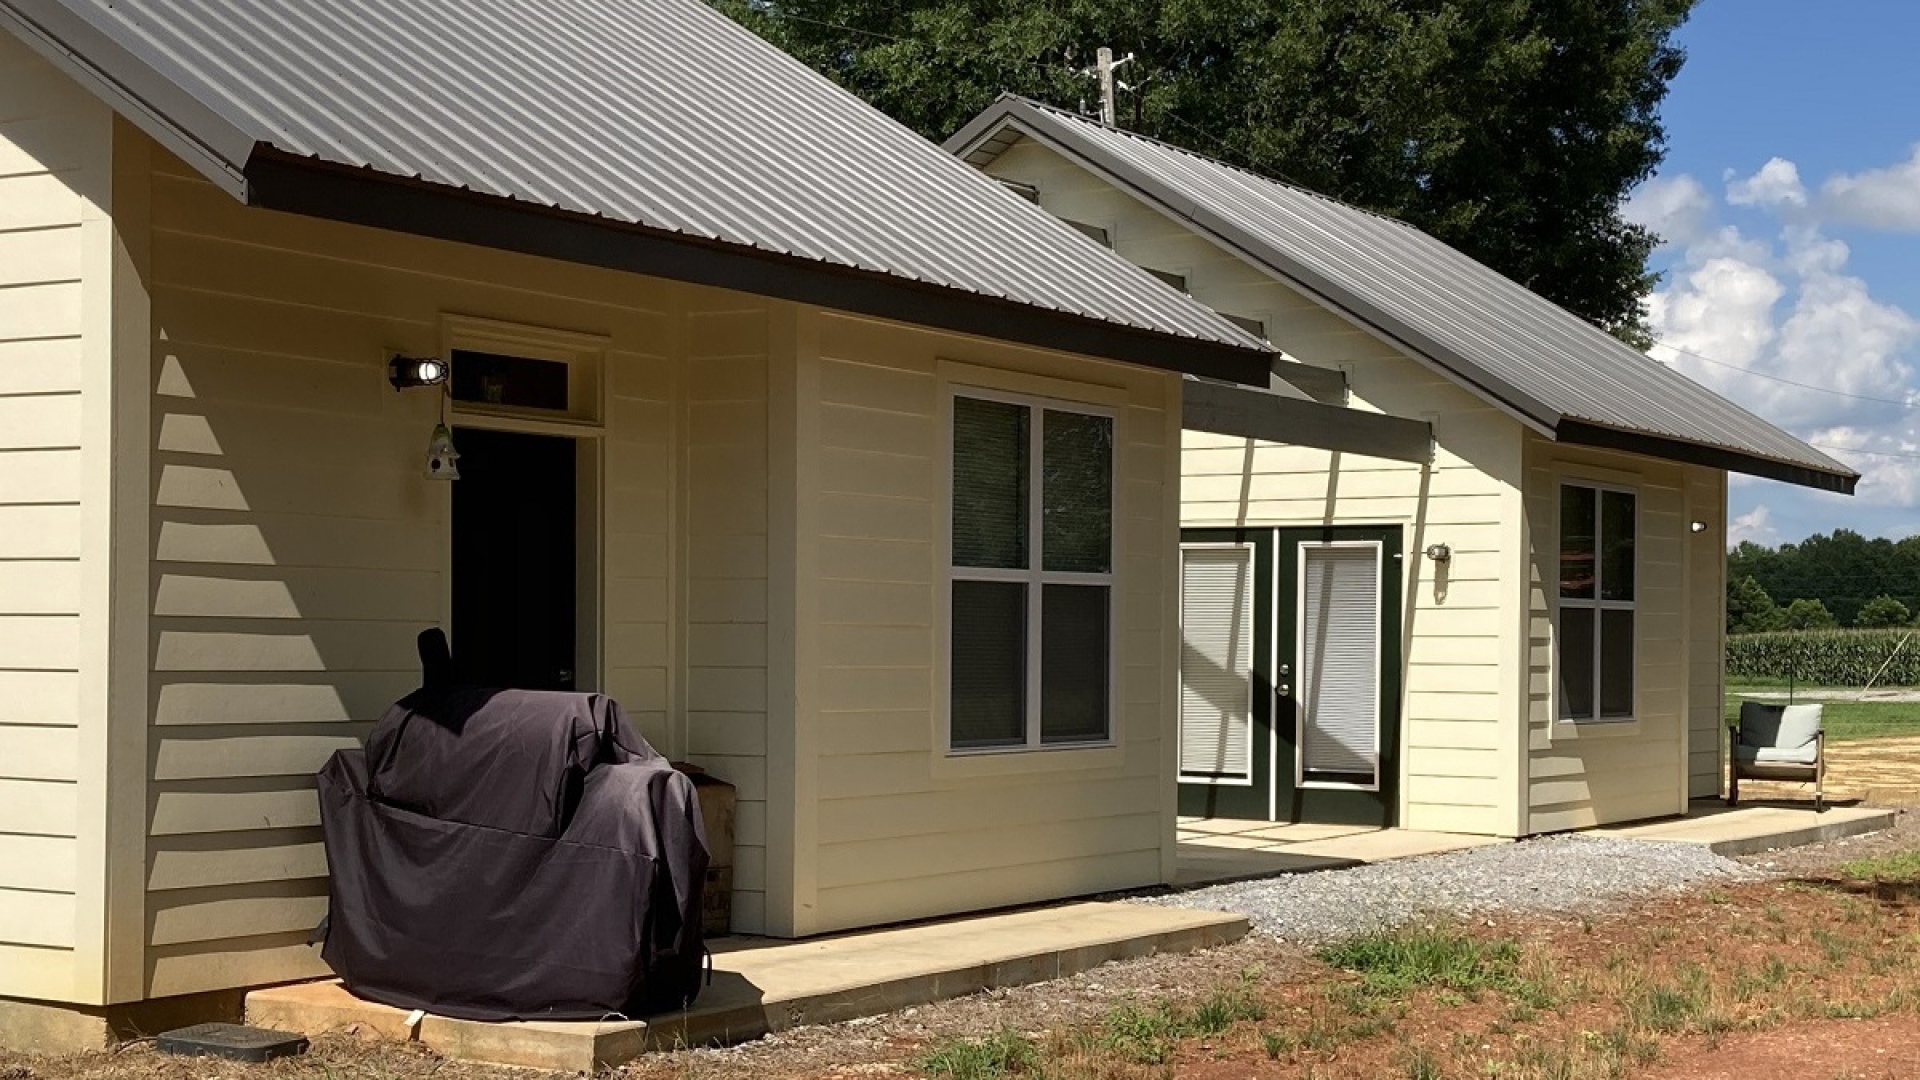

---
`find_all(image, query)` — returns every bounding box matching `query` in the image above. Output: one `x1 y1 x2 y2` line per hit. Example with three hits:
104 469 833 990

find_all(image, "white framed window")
1558 482 1636 723
947 389 1115 752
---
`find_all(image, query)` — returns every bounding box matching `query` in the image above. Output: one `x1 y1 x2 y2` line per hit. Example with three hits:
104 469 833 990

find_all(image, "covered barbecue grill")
314 634 708 1021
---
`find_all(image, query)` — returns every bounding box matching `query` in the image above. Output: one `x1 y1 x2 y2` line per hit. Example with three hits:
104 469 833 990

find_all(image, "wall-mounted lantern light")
1690 520 1710 534
389 354 450 390
1423 543 1451 563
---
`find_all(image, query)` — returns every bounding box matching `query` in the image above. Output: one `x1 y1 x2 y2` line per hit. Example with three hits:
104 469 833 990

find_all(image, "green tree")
718 0 1697 342
1855 595 1912 629
1727 575 1784 635
1782 597 1838 632
1728 530 1920 628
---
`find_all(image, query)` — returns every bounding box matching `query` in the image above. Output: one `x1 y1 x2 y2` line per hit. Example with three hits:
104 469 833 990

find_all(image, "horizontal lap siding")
984 139 1525 837
605 346 673 755
144 148 685 993
804 313 1176 933
1524 439 1688 832
0 36 103 997
1688 468 1726 799
681 312 770 934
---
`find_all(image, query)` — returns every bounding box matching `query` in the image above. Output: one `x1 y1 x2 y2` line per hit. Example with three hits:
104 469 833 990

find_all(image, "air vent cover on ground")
155 1023 309 1063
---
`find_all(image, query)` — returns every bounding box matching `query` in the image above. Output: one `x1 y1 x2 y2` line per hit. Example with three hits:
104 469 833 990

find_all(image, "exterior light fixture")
425 423 460 481
1690 520 1709 534
1423 543 1451 562
389 354 450 390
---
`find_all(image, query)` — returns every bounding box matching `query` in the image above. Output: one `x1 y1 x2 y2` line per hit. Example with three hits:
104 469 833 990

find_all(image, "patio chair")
1728 701 1825 812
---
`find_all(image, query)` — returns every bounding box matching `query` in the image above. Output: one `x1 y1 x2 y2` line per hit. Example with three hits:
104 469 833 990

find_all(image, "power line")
1654 340 1919 409
1813 443 1920 463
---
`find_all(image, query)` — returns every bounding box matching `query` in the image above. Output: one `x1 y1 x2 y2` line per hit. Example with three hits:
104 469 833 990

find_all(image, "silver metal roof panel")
0 0 1273 380
948 97 1857 493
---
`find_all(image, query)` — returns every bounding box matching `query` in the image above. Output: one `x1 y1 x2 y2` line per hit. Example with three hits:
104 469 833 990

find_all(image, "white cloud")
1646 246 1784 398
1813 423 1920 509
1625 174 1713 247
1820 144 1920 231
1639 161 1920 539
1725 157 1807 209
1727 505 1776 546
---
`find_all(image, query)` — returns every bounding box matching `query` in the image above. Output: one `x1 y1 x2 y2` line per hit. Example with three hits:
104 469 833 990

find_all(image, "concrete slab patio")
1174 819 1509 888
245 901 1248 1071
1587 800 1899 857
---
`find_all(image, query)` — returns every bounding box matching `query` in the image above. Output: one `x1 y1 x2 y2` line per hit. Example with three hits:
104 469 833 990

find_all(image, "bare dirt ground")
1736 735 1920 807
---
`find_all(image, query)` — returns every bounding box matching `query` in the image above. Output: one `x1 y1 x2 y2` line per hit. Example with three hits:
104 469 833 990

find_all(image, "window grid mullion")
1026 406 1045 747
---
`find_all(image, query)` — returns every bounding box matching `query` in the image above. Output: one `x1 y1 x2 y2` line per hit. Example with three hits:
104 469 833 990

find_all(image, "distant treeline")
1727 529 1920 634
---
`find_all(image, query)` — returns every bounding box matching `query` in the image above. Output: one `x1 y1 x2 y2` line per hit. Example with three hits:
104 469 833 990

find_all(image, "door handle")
1276 663 1291 698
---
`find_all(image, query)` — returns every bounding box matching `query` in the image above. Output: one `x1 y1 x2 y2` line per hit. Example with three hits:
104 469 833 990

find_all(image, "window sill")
931 740 1125 782
1550 716 1642 740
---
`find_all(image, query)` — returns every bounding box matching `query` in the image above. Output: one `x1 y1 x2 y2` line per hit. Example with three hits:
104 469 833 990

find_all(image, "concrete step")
246 900 1248 1071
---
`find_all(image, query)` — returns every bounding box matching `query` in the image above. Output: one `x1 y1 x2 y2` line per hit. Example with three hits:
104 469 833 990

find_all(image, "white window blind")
1179 546 1255 779
1298 544 1380 779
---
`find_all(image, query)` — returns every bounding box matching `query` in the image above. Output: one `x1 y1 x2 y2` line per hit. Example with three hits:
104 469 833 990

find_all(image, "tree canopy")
1857 595 1913 630
716 0 1697 342
1729 530 1920 630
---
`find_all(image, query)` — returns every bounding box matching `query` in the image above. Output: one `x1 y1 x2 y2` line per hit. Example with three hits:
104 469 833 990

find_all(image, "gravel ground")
1140 834 1764 944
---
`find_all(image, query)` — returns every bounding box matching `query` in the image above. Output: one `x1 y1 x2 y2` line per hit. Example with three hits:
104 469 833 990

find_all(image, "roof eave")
1556 420 1859 496
244 150 1274 385
0 0 255 198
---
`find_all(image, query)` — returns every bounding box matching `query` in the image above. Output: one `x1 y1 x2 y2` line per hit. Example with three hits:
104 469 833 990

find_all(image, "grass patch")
918 1031 1038 1079
1839 850 1920 883
1317 927 1525 997
1094 981 1267 1065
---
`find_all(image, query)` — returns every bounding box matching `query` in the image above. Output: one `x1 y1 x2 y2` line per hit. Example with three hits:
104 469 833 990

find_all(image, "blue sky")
1626 0 1920 547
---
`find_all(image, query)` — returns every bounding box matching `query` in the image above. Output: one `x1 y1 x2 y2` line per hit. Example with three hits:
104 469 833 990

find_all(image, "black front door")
451 427 577 691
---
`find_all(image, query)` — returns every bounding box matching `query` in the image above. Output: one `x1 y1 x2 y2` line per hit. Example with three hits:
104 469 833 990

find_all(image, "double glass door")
1176 526 1402 826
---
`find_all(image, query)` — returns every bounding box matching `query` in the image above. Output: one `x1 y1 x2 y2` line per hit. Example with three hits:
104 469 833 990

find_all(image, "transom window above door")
1558 482 1636 723
440 314 606 426
947 392 1114 752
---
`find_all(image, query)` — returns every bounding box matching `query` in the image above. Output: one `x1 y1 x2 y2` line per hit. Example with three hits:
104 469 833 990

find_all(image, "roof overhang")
0 3 1273 386
1558 421 1858 496
946 97 1861 495
244 152 1272 384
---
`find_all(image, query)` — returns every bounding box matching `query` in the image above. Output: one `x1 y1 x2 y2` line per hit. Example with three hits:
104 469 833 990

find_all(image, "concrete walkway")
1586 800 1899 857
245 901 1247 1070
1174 818 1508 887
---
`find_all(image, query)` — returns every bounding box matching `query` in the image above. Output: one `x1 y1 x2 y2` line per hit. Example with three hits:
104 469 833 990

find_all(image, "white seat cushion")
1734 743 1819 766
1738 702 1822 755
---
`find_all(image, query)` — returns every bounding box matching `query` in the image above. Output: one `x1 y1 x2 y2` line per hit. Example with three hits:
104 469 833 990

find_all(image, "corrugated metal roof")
948 97 1858 493
0 0 1273 374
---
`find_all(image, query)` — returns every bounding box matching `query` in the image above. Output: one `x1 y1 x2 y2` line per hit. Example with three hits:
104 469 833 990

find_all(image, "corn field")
1727 628 1920 687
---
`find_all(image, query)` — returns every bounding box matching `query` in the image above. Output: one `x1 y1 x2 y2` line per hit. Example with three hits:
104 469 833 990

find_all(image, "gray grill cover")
316 688 707 1020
